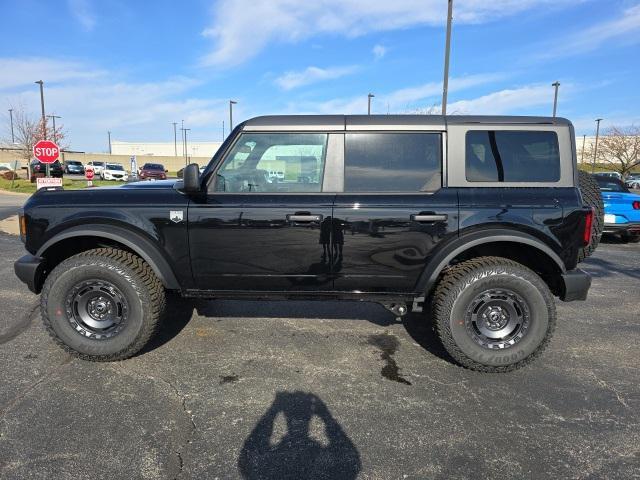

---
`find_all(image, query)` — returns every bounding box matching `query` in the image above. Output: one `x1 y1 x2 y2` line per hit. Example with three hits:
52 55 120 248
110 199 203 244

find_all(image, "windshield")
68 161 81 165
107 164 124 171
596 178 629 193
93 162 105 166
143 164 164 170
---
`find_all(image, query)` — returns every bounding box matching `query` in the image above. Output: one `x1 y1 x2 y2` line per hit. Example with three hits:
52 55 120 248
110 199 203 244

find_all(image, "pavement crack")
590 371 630 409
0 301 38 345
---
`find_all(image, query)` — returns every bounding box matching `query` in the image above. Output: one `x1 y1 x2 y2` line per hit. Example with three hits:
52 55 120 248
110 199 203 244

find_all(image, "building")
110 141 223 158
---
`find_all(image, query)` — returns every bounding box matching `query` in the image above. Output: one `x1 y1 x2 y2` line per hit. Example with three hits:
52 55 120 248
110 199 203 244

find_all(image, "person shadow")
238 391 361 480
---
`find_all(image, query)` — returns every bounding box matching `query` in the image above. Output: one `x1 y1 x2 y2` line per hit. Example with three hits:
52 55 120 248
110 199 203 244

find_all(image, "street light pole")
592 118 603 173
8 109 15 143
181 119 185 159
441 0 453 116
47 115 61 144
34 80 46 140
172 122 178 156
222 120 225 141
107 130 112 154
552 81 560 117
367 93 375 115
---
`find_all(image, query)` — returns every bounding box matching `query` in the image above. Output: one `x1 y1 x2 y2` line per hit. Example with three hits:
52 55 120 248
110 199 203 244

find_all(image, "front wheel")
433 257 556 372
41 248 165 361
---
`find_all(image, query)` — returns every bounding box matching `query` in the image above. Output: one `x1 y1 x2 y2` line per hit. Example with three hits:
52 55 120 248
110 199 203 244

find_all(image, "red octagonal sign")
33 140 60 164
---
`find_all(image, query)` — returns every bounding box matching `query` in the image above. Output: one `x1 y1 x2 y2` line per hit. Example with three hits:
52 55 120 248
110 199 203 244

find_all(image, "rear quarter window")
465 130 560 182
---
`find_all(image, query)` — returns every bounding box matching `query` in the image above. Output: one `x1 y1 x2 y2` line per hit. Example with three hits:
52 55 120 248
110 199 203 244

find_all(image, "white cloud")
372 44 387 59
540 4 640 58
201 0 579 66
275 65 359 90
0 58 225 151
67 0 96 32
447 84 558 115
0 57 104 89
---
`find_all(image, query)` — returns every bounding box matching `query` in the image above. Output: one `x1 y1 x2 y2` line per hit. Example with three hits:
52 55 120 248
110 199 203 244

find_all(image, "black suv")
14 115 603 372
29 159 64 182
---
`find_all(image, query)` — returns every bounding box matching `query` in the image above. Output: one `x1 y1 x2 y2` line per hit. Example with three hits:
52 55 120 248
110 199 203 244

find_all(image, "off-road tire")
578 170 604 261
41 247 165 361
433 256 556 373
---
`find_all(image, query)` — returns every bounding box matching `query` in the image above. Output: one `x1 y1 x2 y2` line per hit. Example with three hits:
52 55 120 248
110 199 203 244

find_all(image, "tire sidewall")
448 272 551 368
43 259 149 357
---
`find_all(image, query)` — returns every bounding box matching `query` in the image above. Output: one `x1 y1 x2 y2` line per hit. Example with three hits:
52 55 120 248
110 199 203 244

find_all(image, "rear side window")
345 133 441 192
465 131 560 182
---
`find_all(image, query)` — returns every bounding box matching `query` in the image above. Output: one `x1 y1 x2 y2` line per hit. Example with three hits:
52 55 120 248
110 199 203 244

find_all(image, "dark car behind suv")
15 115 604 373
29 159 64 182
63 160 85 175
139 163 167 180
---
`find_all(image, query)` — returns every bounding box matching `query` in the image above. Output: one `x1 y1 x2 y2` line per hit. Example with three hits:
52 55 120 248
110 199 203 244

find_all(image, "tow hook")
382 303 409 320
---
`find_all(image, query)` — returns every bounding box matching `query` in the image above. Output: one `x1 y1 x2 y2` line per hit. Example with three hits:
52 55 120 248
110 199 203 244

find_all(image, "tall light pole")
551 81 560 117
441 0 454 116
367 93 375 115
35 80 46 140
222 120 225 141
183 128 191 167
47 115 61 143
592 118 603 173
8 109 15 143
229 100 237 133
107 130 112 154
172 122 178 156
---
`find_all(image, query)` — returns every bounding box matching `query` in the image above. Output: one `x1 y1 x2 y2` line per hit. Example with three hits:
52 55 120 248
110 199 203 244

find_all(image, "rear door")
189 131 339 291
331 129 458 293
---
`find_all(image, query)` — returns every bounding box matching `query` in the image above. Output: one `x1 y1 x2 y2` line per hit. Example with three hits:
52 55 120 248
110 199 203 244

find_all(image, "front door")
332 131 458 292
189 132 335 291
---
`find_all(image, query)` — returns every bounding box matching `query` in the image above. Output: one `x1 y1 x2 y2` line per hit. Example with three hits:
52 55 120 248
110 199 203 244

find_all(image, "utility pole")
172 122 178 156
592 118 603 173
229 100 237 133
367 93 375 115
183 128 191 167
580 134 586 164
441 0 453 116
35 80 49 176
552 81 560 117
47 115 61 143
107 130 112 154
8 109 15 143
222 120 225 141
181 119 185 159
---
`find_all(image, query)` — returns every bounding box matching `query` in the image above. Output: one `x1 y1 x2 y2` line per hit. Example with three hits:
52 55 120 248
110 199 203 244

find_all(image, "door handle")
287 214 323 222
411 213 448 222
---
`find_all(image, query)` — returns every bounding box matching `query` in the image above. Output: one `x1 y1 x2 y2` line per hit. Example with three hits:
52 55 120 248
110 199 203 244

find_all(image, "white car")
86 161 106 174
100 163 129 181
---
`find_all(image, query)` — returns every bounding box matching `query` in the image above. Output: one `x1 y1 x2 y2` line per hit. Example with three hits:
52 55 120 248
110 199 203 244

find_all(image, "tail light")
633 201 640 210
583 208 594 246
19 214 26 243
34 164 41 171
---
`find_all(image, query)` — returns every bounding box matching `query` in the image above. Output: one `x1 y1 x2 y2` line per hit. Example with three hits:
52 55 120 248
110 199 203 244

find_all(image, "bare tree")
596 126 640 178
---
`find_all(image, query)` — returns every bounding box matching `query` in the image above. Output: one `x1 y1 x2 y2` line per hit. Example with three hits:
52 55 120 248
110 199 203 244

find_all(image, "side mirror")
182 163 200 193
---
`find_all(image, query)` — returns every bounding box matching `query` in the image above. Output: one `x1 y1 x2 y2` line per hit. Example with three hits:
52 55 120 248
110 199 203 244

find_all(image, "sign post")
85 167 94 187
33 140 60 178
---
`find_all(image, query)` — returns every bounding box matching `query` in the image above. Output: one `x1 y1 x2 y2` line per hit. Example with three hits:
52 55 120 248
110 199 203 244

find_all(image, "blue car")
596 177 640 242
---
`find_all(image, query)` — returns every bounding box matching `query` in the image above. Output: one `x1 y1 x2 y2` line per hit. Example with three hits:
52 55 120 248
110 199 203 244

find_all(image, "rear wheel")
578 170 604 261
41 248 165 361
433 257 556 372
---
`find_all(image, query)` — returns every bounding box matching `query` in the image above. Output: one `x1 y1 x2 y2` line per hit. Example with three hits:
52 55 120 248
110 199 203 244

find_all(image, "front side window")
465 130 560 182
344 133 442 192
214 133 327 193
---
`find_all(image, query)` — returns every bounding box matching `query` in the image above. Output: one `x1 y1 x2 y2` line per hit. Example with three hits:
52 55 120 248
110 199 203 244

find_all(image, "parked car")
63 160 85 175
593 172 622 181
15 115 602 373
177 165 205 178
100 163 129 181
624 174 640 189
138 163 167 180
29 159 64 182
86 161 106 174
596 177 640 242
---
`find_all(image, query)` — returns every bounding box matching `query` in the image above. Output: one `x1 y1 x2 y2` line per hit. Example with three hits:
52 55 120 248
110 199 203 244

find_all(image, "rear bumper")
14 254 44 294
560 268 591 302
603 222 640 234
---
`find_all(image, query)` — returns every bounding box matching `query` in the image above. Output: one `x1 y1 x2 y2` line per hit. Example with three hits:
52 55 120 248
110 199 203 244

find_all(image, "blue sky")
1 0 639 151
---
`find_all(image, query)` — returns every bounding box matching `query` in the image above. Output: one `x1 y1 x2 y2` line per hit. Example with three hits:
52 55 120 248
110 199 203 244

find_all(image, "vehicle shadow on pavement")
584 255 640 280
238 391 361 480
138 294 199 355
402 311 457 365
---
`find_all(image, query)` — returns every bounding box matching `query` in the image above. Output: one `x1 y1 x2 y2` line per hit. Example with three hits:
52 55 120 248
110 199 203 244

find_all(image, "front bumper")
14 254 44 294
560 268 591 302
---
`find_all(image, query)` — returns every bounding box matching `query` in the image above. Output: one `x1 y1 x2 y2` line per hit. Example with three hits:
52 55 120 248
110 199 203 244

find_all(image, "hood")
120 179 178 189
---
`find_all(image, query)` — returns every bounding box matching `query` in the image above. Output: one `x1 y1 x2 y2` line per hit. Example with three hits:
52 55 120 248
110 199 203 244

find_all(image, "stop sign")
33 140 60 164
85 168 95 180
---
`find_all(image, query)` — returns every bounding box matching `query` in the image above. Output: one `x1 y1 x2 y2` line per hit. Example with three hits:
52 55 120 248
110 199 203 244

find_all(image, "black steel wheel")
433 256 556 372
41 248 165 361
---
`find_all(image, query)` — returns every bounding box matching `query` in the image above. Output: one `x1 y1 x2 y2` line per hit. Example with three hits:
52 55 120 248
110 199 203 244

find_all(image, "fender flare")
415 229 566 294
36 224 181 290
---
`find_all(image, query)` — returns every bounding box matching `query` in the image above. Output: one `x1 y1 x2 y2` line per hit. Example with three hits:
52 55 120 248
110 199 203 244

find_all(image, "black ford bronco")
14 115 604 372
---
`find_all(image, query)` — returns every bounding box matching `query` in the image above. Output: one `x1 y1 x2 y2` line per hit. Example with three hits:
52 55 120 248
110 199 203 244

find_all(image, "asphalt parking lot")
0 198 638 480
